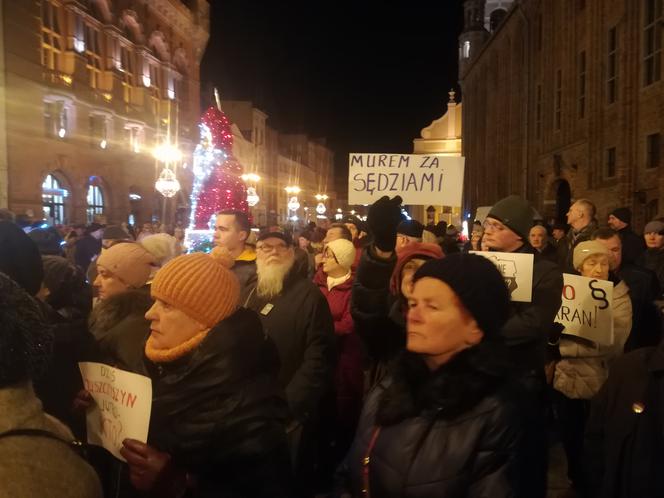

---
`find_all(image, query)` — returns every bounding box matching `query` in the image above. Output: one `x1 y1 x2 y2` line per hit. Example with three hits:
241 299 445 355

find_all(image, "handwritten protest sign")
470 251 534 302
556 274 614 346
79 362 152 461
348 153 465 206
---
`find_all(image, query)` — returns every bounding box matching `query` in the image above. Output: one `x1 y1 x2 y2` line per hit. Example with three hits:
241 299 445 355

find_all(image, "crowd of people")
1 195 664 497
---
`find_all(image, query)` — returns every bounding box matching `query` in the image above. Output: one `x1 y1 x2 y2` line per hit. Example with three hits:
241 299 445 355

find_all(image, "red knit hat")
389 242 444 295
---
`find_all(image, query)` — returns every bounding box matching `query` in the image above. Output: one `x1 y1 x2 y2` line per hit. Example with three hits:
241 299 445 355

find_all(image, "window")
120 46 135 104
647 133 661 169
578 51 586 118
85 25 102 88
44 100 68 138
607 27 618 104
124 124 142 153
86 184 104 223
462 40 471 59
554 69 562 130
605 147 617 178
89 114 109 148
644 0 662 86
149 64 162 118
42 174 66 224
41 0 62 70
536 84 542 139
489 9 507 32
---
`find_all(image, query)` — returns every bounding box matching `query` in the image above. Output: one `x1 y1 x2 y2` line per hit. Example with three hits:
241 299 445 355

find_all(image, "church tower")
458 0 489 78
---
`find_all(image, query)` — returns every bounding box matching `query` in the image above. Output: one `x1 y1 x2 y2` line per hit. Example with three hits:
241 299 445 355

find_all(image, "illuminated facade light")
142 75 151 87
153 143 182 163
100 139 107 149
58 128 66 138
73 38 85 53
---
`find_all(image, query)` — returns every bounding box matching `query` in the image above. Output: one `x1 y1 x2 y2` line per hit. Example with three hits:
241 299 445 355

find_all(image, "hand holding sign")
470 251 534 302
79 362 152 461
368 195 403 252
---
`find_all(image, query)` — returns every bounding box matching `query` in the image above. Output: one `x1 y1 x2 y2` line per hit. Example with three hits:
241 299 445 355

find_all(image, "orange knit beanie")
151 247 240 328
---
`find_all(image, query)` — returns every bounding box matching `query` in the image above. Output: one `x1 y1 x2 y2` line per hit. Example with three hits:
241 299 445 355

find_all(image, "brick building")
0 0 209 225
460 0 664 228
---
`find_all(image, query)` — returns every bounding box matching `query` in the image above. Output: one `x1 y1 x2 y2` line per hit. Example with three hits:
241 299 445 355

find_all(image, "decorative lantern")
155 168 180 198
247 186 260 207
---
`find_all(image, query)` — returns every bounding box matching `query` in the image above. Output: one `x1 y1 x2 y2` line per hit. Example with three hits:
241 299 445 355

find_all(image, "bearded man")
243 231 335 486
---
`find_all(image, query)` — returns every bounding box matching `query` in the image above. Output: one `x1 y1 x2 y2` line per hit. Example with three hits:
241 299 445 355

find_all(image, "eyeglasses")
482 219 506 232
322 248 339 264
256 243 288 253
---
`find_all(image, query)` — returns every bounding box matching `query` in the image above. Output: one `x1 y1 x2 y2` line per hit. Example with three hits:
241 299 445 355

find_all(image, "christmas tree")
185 105 248 252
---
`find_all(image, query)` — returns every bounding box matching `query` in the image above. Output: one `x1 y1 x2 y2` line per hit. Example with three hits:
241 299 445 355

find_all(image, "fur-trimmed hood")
376 339 514 426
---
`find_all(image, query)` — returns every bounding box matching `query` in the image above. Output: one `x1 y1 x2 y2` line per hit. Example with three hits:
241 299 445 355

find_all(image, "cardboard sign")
471 251 534 302
79 362 152 461
474 206 492 223
556 274 614 346
348 153 465 206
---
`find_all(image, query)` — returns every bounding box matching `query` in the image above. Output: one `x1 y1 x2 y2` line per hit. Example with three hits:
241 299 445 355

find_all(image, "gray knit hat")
644 220 664 235
487 195 534 240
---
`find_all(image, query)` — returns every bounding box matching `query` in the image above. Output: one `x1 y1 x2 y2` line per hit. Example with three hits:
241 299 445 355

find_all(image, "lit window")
150 64 162 118
462 41 471 59
41 0 62 70
643 0 662 86
44 100 68 138
85 25 102 89
42 174 66 224
124 124 143 153
86 183 105 223
120 46 135 104
89 114 109 148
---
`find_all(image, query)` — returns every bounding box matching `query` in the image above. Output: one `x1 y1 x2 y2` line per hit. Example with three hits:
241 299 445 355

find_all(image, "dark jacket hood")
88 288 152 337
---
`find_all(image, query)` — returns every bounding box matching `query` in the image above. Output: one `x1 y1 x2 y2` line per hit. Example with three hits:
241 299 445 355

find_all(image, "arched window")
42 174 66 224
86 183 104 223
490 8 507 32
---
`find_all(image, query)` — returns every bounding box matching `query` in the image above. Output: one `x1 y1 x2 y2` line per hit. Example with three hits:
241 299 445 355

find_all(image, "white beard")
256 254 295 299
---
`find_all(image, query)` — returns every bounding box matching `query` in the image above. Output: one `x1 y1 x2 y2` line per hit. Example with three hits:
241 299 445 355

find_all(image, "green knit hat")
487 195 534 240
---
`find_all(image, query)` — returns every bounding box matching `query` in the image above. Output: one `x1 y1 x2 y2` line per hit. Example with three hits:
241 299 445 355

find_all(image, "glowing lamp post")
285 186 301 222
315 193 328 219
241 173 261 207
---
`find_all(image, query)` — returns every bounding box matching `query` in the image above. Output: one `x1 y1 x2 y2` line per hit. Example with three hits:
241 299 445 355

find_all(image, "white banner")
471 251 534 302
556 274 614 346
79 362 152 461
348 153 465 206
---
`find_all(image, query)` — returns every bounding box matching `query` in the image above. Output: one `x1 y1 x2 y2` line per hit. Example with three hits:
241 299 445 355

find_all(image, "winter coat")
502 244 564 372
637 248 664 298
145 307 292 497
554 279 632 399
558 221 598 272
536 243 558 264
585 342 664 498
244 268 336 422
618 263 662 351
0 382 102 498
336 344 523 498
87 289 152 372
617 226 645 266
315 271 364 425
232 247 257 302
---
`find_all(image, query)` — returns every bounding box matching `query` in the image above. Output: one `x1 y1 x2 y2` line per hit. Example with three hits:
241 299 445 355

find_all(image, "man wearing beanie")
118 247 292 496
484 194 563 498
243 231 335 492
395 219 424 253
558 199 598 271
608 207 645 265
0 273 102 498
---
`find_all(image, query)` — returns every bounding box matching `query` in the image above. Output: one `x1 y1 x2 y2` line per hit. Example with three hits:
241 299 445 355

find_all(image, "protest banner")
347 153 465 206
556 273 614 346
79 362 152 461
470 251 534 302
474 206 492 223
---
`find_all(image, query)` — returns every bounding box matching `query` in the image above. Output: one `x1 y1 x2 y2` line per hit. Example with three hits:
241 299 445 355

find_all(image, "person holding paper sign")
550 241 632 494
483 195 563 498
120 247 292 497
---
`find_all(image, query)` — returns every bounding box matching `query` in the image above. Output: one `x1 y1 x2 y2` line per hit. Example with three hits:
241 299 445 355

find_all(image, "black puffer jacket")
637 248 664 298
145 307 292 497
337 343 523 498
86 289 152 372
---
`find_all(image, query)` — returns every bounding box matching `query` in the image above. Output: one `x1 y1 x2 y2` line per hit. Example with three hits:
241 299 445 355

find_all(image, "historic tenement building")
0 0 209 225
460 0 664 227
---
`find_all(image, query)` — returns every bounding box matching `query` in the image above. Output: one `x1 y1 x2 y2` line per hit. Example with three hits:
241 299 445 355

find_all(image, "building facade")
460 0 664 228
222 100 336 227
0 0 209 225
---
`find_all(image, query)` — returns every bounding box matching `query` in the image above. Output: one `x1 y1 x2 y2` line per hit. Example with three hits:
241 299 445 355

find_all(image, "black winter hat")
0 221 43 296
0 272 53 388
413 253 510 338
28 227 64 256
610 207 632 225
487 195 534 240
257 231 293 246
397 220 424 239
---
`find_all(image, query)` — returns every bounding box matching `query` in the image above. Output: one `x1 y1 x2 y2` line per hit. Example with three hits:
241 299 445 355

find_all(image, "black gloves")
367 196 404 252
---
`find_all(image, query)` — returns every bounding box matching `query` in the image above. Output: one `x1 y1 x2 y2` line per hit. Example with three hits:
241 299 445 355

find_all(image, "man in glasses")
484 195 563 498
244 231 335 493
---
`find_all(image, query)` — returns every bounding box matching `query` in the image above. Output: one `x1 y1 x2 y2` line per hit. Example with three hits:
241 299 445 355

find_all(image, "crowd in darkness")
0 195 663 498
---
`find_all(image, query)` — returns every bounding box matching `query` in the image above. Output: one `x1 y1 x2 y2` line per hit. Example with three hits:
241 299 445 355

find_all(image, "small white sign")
79 362 152 461
556 274 614 346
348 153 465 206
471 251 534 302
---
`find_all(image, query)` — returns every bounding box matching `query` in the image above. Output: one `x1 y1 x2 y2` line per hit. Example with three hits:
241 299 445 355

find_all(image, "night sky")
200 1 465 194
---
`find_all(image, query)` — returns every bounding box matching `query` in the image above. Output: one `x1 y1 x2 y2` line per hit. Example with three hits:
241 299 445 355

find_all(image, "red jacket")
314 271 354 336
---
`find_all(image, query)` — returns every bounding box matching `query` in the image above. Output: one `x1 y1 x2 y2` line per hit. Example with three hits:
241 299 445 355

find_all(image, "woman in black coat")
120 248 292 497
338 254 523 497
